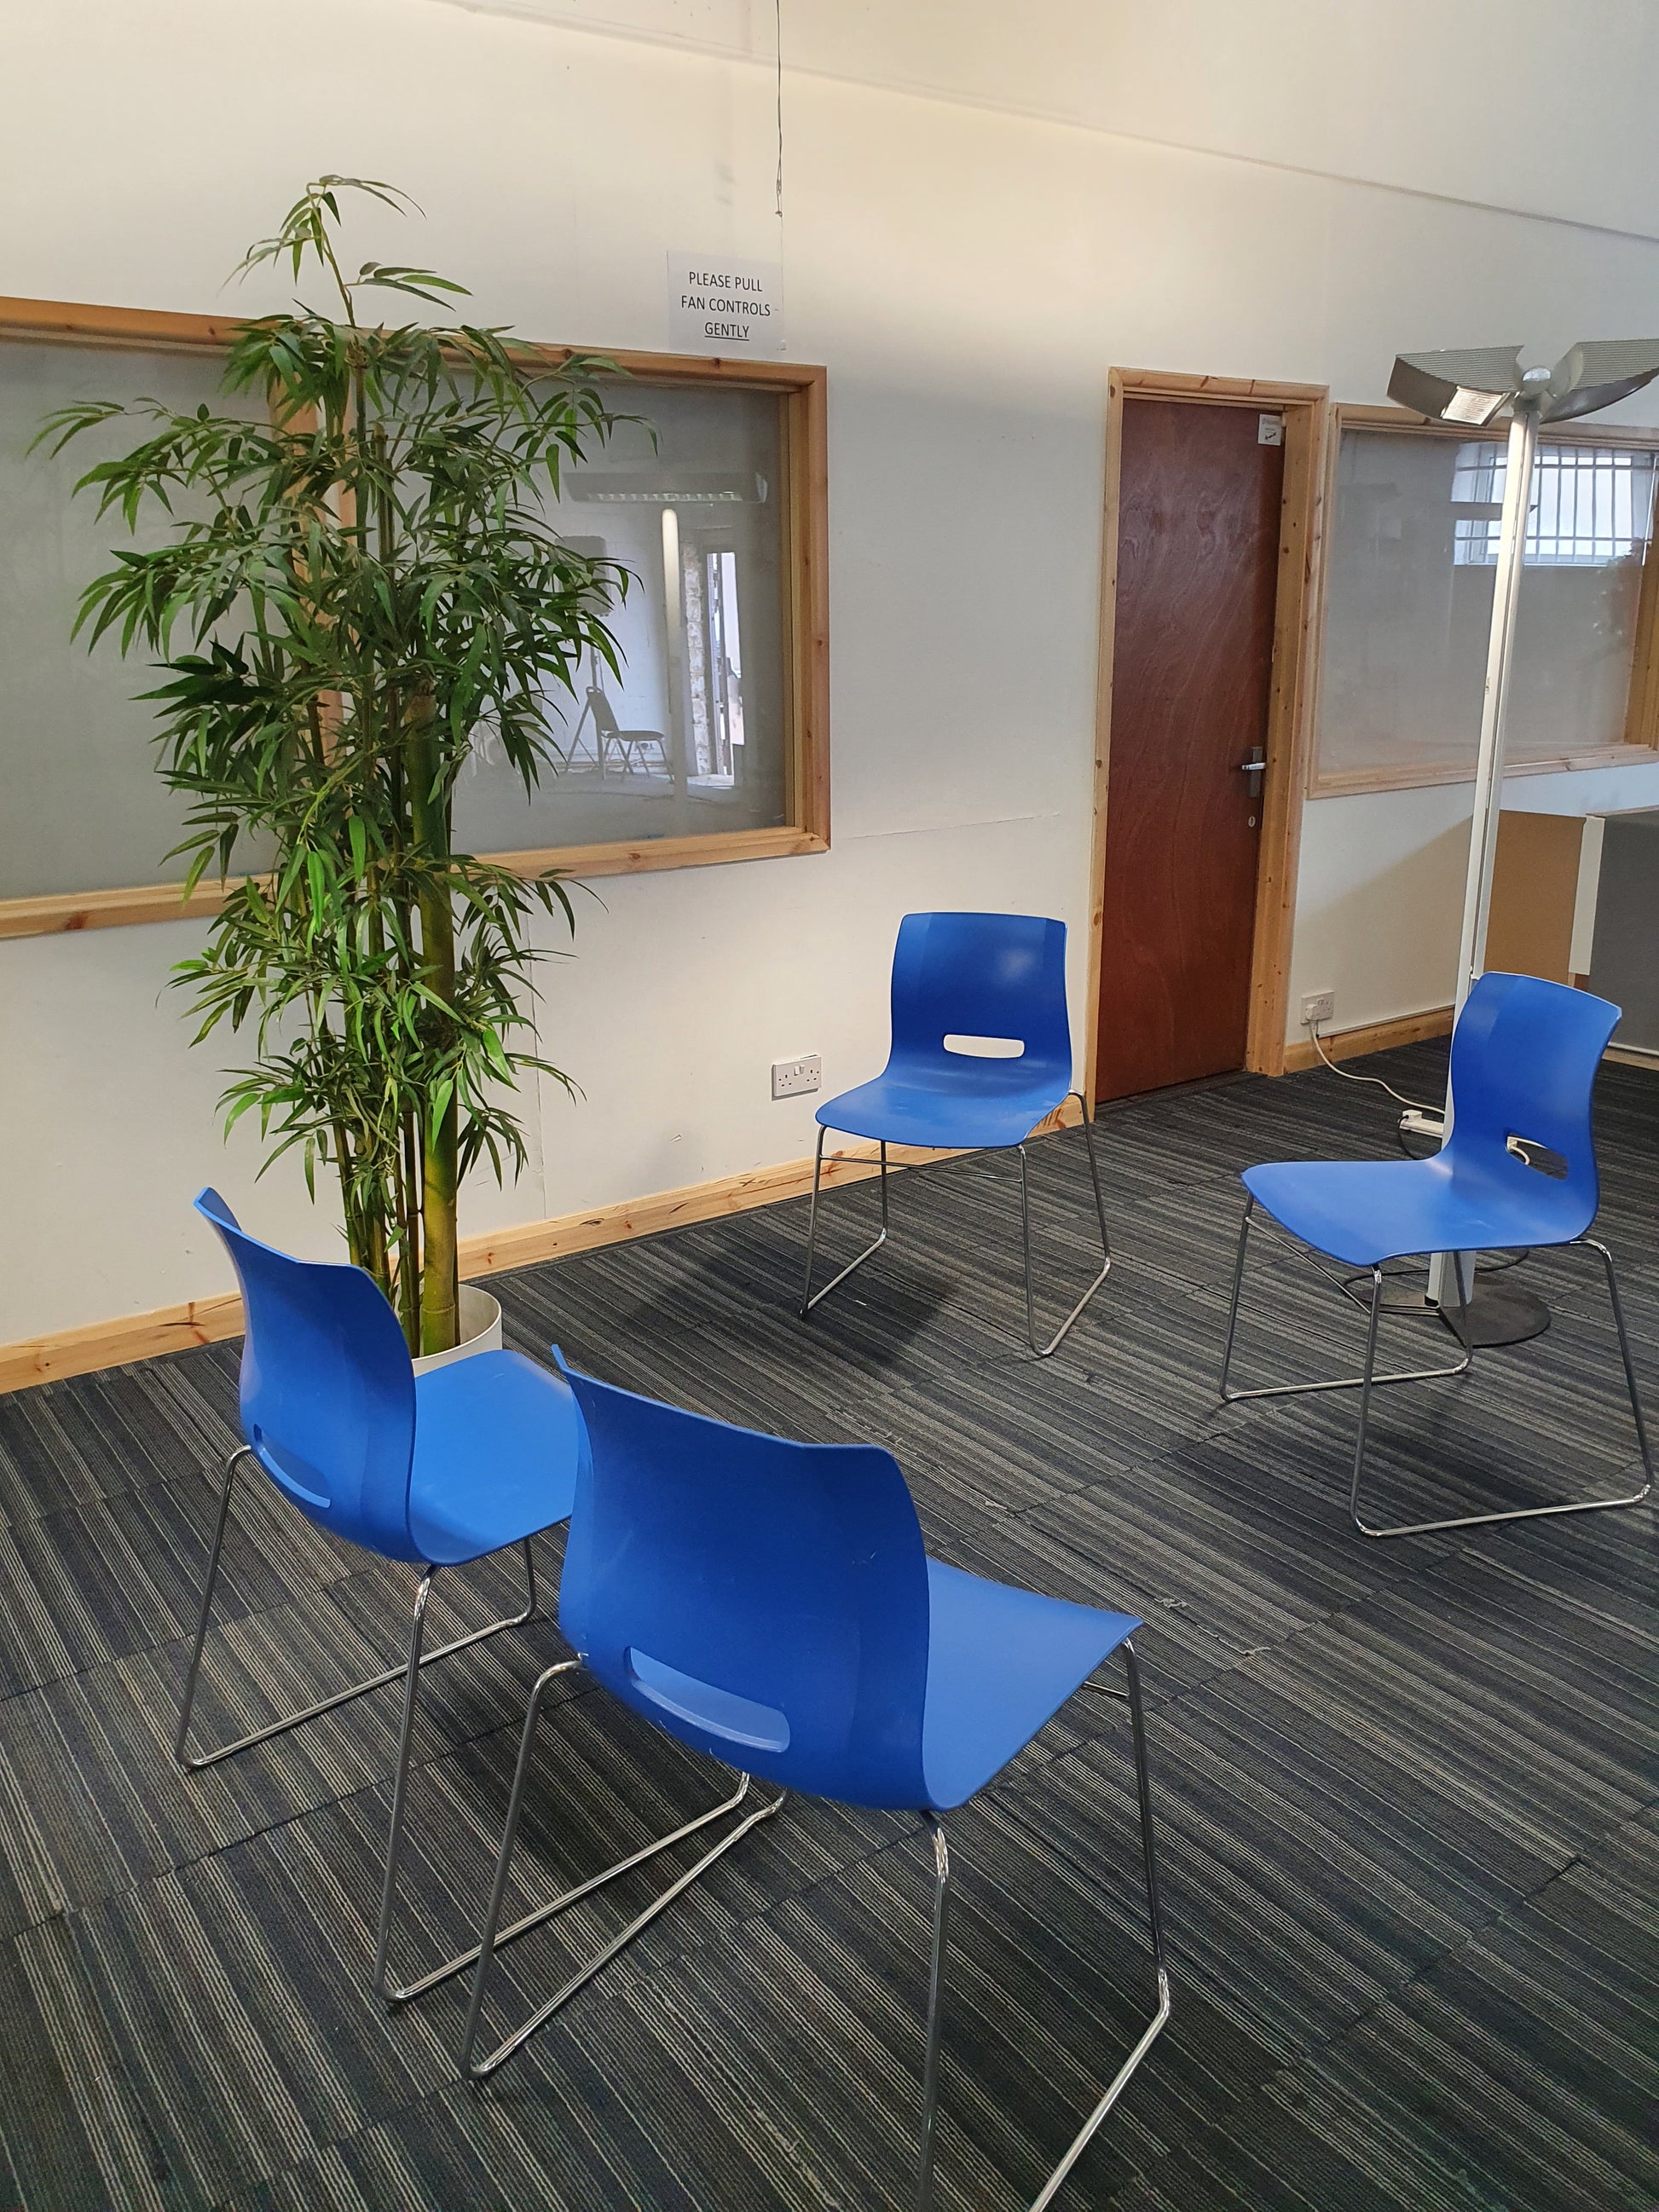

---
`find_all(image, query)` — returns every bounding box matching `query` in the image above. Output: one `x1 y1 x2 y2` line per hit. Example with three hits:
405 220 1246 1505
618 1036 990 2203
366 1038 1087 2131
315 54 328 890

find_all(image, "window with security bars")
1315 424 1658 788
1452 441 1659 567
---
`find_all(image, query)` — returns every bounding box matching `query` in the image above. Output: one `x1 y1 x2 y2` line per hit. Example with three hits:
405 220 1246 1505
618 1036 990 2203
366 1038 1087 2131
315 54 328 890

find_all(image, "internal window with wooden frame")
1309 404 1659 796
0 298 829 939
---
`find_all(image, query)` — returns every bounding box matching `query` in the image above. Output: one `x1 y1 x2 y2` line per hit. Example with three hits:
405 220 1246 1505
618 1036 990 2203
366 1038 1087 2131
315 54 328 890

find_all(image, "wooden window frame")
0 295 830 940
1304 401 1659 800
1087 367 1329 1090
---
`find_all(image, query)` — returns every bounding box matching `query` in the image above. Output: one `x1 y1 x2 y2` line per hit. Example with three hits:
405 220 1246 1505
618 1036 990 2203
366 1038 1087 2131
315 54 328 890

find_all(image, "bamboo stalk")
404 685 460 1354
398 1106 422 1354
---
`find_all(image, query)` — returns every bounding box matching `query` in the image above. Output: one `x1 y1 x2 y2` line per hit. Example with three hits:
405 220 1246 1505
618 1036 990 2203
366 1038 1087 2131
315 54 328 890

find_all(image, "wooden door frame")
1084 368 1329 1099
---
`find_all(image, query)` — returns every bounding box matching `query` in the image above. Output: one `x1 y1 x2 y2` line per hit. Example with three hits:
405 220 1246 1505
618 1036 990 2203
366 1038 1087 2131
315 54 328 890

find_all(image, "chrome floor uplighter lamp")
1385 339 1659 1342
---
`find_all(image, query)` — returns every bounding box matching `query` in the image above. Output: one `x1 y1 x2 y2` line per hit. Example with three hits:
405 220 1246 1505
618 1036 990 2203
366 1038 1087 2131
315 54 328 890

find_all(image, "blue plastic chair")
461 1360 1170 2212
182 1193 753 2008
801 912 1112 1355
1218 974 1652 1536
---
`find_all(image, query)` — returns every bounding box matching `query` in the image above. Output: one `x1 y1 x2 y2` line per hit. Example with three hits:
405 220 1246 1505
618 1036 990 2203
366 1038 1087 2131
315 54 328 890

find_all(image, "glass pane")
0 339 267 899
1315 425 1655 784
450 377 790 855
1317 428 1490 781
1488 442 1653 759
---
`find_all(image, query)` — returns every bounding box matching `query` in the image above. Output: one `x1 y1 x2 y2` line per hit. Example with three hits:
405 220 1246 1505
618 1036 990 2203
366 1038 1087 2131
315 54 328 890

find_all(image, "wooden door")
1095 398 1284 1101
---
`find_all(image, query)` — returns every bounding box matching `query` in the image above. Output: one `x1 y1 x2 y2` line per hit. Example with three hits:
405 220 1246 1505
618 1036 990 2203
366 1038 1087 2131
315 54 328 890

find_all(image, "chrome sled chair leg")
916 1642 1170 2212
1218 1198 1652 1539
801 1094 1112 1358
1018 1092 1113 1359
460 1657 786 2075
174 1449 540 1773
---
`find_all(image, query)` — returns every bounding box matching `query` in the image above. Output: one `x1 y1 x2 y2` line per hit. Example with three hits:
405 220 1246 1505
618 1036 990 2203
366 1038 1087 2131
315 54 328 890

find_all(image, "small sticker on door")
1257 413 1284 446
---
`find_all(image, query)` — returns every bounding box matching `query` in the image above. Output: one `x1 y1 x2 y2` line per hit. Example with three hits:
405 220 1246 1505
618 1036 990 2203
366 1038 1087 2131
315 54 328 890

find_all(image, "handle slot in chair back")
1446 973 1619 1233
890 912 1070 1088
559 1363 934 1808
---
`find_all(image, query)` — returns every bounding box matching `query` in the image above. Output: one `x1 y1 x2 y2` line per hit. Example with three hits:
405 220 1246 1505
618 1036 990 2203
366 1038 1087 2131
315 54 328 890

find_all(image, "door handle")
1235 751 1265 797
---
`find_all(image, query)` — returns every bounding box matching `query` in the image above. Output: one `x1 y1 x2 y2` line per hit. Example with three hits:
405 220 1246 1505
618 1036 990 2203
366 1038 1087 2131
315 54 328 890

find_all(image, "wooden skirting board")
0 1100 1081 1395
1280 1004 1454 1073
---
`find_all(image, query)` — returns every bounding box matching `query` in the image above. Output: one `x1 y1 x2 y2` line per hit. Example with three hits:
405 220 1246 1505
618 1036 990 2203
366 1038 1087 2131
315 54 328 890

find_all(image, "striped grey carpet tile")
0 1357 241 1532
1228 1821 1659 2212
0 1477 307 1706
0 1042 1654 2210
1016 1635 1616 2062
508 1216 1241 1516
211 1776 1288 2212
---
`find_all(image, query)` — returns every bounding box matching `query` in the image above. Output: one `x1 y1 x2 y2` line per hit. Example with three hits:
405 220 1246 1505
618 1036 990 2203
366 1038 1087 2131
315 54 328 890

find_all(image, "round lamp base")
1347 1271 1551 1347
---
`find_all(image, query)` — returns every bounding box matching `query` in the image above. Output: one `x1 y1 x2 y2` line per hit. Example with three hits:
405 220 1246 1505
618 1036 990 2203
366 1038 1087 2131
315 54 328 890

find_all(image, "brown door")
1095 398 1283 1101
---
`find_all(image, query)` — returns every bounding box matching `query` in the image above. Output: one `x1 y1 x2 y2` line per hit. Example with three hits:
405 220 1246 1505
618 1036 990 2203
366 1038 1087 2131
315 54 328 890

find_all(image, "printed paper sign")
667 251 784 356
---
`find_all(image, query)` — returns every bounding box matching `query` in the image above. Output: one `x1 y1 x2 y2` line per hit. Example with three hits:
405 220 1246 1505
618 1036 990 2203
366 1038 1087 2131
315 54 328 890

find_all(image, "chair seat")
819 1068 1066 1152
1243 1156 1585 1271
409 1349 581 1566
921 1558 1139 1811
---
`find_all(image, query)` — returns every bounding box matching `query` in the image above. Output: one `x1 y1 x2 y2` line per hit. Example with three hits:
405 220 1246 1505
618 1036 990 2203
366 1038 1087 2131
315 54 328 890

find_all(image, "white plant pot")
411 1284 504 1376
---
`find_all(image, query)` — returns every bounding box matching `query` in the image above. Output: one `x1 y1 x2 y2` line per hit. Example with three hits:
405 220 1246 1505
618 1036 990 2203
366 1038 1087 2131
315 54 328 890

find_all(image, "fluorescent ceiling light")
566 471 767 505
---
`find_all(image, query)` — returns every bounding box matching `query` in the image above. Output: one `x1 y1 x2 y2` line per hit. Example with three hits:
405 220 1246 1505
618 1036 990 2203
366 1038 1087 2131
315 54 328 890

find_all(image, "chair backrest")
557 1359 933 1808
887 911 1072 1091
194 1190 422 1562
587 686 621 737
1442 973 1619 1233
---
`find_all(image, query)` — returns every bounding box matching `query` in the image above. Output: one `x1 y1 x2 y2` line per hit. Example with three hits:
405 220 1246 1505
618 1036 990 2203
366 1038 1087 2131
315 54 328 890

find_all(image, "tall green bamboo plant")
41 179 632 1353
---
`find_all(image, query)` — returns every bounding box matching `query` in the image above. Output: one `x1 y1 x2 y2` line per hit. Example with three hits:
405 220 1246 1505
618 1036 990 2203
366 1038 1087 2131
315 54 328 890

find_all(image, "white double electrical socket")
772 1054 822 1100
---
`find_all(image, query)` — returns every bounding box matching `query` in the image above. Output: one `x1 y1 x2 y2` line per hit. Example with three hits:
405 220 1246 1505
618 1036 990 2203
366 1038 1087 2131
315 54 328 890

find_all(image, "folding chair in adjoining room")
585 683 671 777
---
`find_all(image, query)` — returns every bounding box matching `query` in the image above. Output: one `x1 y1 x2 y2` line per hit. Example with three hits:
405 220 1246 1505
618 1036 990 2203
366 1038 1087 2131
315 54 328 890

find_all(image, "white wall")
1288 757 1659 1033
3 0 1659 1341
438 0 1659 240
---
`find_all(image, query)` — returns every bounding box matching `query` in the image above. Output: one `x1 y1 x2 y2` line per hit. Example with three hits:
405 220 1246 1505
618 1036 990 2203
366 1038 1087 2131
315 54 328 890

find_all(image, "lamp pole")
1448 396 1540 1021
1423 394 1540 1320
1382 341 1659 1338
